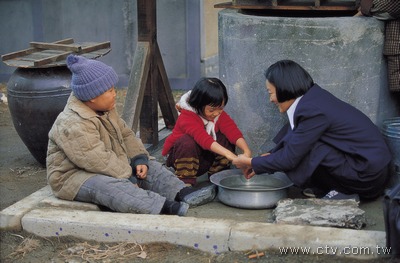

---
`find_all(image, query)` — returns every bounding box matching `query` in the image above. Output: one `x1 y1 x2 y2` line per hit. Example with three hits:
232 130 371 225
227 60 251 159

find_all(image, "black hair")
264 60 314 102
188 77 228 115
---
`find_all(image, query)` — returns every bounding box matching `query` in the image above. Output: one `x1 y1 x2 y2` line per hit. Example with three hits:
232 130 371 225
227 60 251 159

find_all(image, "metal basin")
210 169 293 209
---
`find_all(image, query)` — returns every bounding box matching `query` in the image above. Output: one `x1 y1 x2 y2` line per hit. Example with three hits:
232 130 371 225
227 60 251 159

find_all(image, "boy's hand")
136 164 148 179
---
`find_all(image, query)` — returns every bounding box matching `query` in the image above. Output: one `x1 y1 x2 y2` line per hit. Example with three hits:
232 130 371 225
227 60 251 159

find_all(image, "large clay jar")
7 66 71 166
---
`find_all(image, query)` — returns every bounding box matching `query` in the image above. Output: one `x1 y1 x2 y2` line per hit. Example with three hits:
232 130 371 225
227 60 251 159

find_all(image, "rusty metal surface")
215 0 359 11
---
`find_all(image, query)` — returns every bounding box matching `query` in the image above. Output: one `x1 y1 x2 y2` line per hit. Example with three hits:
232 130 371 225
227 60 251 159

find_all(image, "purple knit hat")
66 55 118 101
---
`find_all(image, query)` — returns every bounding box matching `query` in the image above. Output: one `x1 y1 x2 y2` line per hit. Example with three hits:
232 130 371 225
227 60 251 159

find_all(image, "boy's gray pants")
74 160 186 214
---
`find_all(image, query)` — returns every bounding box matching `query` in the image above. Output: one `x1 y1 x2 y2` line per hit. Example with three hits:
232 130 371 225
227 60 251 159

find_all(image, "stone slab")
229 222 387 259
273 198 366 229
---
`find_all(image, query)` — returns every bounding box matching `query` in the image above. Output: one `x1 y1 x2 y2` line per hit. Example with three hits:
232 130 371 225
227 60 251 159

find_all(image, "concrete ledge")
0 186 100 231
21 208 233 254
20 208 388 259
2 186 390 259
0 186 52 230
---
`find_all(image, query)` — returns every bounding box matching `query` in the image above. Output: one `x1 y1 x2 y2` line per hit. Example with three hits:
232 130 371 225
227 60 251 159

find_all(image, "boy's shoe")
161 200 189 216
302 187 327 198
322 190 360 202
182 184 217 207
176 202 189 216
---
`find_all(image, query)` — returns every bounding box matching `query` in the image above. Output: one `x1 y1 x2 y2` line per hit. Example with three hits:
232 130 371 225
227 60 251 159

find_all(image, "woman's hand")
242 167 255 179
233 155 255 179
136 164 148 179
232 154 252 170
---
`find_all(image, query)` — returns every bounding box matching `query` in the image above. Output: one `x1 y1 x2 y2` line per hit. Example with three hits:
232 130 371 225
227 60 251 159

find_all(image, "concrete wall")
201 0 226 77
219 9 400 154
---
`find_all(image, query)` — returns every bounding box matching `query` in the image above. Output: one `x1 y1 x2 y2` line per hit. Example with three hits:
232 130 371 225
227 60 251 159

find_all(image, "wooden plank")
30 42 82 52
2 48 111 68
215 0 357 9
136 0 159 145
140 54 159 145
122 42 151 132
155 42 178 129
137 0 156 41
2 40 111 68
215 2 357 10
16 50 66 62
2 38 74 61
33 51 72 67
232 0 356 5
80 42 111 53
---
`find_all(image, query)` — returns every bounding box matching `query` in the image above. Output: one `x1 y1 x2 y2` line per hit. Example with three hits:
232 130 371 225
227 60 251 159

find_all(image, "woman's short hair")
264 60 314 102
188 77 228 115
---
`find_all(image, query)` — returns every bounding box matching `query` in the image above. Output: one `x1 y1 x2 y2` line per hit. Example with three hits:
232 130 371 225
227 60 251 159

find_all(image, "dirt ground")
0 83 394 262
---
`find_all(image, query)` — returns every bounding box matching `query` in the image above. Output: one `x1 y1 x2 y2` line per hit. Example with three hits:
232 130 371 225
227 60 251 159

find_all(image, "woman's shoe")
322 190 360 202
302 187 327 198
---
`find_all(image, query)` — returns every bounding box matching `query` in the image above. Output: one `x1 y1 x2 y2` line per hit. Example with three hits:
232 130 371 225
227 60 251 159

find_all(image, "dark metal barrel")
382 117 400 186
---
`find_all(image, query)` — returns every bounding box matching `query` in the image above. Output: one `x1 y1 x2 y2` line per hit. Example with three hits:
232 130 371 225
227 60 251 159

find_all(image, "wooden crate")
2 38 111 68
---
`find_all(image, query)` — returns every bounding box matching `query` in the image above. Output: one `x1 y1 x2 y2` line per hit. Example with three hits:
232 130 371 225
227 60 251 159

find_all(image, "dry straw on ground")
59 241 147 261
7 235 41 259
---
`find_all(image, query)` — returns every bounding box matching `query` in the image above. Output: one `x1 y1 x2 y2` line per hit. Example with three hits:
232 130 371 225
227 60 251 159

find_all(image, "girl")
162 77 251 185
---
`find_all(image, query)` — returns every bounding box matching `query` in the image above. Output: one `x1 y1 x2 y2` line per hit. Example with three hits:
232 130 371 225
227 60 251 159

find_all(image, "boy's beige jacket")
46 94 149 200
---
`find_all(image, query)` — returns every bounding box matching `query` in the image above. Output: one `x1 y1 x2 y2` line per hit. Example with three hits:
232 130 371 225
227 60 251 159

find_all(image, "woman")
232 60 391 200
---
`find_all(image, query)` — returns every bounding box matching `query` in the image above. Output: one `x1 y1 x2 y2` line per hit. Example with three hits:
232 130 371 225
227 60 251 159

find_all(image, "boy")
46 55 215 216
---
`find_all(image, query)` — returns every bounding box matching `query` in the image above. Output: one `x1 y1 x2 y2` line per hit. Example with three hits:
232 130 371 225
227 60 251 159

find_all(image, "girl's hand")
226 152 238 161
136 164 148 179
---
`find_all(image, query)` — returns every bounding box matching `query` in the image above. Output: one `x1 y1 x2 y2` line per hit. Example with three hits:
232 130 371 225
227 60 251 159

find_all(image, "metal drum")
382 117 400 186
